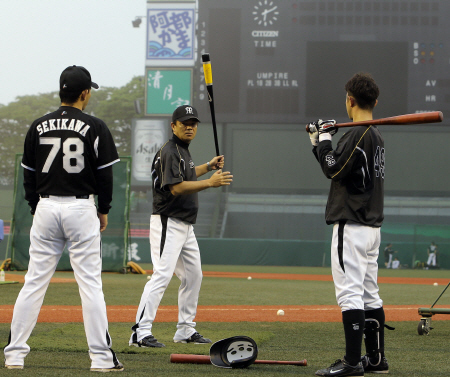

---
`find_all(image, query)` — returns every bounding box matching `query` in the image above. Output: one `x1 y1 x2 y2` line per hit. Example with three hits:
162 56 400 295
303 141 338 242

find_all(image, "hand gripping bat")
305 111 443 133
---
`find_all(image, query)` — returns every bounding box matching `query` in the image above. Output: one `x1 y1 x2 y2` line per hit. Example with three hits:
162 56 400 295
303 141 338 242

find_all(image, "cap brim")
91 82 99 89
177 116 201 123
210 338 231 368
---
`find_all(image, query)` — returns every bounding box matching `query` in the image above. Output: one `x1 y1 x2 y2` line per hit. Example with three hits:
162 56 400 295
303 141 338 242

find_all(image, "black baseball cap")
172 105 201 123
60 65 99 93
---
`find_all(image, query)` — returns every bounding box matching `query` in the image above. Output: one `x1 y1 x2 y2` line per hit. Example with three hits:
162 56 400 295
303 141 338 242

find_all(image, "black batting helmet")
209 336 258 368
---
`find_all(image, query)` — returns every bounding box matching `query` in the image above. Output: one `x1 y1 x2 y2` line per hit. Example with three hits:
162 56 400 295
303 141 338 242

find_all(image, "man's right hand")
209 170 233 187
98 212 108 232
317 119 337 135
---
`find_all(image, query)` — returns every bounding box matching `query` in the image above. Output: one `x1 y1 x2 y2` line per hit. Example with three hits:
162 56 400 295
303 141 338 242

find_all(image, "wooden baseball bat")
305 111 443 133
202 53 220 156
170 353 307 366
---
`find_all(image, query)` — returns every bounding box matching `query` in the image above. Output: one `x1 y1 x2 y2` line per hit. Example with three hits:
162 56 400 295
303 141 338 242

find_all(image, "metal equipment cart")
417 281 450 335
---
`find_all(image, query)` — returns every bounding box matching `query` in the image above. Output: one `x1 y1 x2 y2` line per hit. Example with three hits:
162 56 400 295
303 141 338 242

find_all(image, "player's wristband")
319 133 332 142
206 161 212 171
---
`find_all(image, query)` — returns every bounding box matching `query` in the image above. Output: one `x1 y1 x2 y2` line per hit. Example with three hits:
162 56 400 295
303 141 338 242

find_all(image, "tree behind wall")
0 76 145 185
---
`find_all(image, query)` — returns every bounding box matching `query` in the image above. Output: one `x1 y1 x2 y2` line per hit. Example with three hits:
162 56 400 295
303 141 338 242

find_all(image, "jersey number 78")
40 137 85 173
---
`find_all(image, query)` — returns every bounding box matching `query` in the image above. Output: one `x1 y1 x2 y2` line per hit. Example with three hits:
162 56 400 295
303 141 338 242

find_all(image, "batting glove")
317 119 337 142
307 120 319 147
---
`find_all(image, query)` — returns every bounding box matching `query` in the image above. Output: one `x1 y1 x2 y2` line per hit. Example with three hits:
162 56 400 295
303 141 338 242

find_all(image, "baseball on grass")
277 309 285 316
433 282 438 286
247 276 252 280
147 275 152 280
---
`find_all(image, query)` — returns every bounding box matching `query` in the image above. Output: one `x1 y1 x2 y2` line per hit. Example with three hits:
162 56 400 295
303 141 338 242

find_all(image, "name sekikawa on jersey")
21 106 119 197
36 118 90 137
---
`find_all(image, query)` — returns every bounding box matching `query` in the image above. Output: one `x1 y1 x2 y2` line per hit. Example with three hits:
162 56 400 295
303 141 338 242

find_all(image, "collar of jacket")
172 134 190 149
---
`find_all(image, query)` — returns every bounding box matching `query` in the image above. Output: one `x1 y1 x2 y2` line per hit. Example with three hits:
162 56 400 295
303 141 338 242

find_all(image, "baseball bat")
305 111 443 133
170 354 307 366
202 53 220 156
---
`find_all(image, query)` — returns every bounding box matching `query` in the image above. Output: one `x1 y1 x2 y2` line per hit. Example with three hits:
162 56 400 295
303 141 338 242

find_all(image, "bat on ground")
170 353 307 366
305 111 444 133
202 53 220 156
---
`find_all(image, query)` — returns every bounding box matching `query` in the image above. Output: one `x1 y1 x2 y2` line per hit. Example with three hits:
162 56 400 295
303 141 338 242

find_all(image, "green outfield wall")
3 235 448 270
127 238 450 270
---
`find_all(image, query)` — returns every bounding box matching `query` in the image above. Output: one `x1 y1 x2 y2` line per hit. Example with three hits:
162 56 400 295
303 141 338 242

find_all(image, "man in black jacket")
309 73 388 376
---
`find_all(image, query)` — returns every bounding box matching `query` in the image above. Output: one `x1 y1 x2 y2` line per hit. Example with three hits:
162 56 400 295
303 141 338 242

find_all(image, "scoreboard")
193 0 450 124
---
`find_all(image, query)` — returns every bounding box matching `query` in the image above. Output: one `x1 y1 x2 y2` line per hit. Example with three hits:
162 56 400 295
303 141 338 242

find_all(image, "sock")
365 307 385 360
342 309 365 366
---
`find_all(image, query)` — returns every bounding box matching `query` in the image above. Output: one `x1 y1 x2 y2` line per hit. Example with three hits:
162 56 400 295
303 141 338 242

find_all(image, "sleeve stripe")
331 126 372 179
21 162 36 172
356 146 371 180
97 158 120 170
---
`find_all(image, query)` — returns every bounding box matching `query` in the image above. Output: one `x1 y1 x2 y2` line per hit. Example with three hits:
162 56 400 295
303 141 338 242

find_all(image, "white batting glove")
306 120 319 146
309 128 319 146
318 119 337 142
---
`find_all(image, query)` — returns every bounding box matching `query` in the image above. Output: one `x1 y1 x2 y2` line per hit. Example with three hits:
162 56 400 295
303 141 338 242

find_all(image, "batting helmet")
209 336 258 368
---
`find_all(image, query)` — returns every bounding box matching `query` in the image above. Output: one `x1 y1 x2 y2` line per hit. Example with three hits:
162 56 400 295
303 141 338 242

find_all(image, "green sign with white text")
145 68 192 116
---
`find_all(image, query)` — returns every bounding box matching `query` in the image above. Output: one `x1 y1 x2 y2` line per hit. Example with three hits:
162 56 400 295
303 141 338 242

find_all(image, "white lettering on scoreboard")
248 72 298 87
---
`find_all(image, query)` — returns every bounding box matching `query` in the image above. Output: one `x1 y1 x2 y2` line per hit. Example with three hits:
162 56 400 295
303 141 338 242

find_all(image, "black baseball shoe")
174 332 212 344
361 355 389 374
91 361 124 372
315 358 364 376
129 333 165 348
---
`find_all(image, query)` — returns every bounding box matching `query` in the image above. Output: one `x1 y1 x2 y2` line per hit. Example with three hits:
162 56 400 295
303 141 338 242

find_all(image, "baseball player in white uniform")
4 66 123 372
309 73 389 376
129 105 232 348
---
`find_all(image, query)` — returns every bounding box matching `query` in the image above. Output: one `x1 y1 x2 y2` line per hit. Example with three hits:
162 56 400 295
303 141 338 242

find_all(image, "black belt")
41 194 90 199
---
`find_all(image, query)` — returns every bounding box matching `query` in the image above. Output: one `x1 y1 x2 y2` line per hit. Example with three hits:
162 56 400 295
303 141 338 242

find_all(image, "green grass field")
1 265 450 376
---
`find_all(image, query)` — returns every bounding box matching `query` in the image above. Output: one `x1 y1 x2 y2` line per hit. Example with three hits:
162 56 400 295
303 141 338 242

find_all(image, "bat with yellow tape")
202 53 220 156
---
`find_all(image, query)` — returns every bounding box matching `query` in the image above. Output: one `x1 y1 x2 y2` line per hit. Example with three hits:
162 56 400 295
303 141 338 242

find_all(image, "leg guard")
363 318 382 365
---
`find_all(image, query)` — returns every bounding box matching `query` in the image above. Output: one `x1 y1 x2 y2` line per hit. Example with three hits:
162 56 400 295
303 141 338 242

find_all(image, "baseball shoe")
5 365 24 370
361 355 389 373
315 358 364 376
129 333 165 348
174 332 212 344
91 361 124 372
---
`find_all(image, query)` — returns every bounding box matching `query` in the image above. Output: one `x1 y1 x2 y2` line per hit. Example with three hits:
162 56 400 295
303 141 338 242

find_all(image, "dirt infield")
4 274 76 283
1 271 449 324
1 304 449 324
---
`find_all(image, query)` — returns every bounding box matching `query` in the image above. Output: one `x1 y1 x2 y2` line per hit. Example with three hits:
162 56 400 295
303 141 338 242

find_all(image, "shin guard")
363 318 382 365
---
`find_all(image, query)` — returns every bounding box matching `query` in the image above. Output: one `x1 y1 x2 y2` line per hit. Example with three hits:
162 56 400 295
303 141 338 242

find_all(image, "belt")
41 194 90 199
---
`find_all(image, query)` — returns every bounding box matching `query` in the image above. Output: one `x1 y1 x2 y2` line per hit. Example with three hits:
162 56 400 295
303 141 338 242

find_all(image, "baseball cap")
60 65 99 93
172 105 201 123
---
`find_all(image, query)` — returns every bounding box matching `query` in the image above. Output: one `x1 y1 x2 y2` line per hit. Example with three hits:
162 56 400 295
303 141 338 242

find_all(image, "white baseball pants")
386 253 393 268
134 215 202 342
4 196 119 370
331 222 384 312
427 253 436 266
